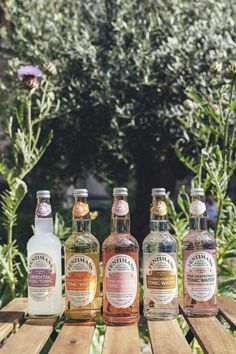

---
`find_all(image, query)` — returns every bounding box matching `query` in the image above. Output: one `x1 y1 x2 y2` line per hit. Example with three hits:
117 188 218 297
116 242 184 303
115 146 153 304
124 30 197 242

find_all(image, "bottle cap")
113 187 128 196
74 189 88 197
190 188 204 197
36 190 50 198
152 188 166 196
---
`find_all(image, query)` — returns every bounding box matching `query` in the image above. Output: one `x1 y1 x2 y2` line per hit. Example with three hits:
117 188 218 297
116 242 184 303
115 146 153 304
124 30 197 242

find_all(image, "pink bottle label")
184 250 216 302
105 254 137 308
36 202 52 217
112 200 129 216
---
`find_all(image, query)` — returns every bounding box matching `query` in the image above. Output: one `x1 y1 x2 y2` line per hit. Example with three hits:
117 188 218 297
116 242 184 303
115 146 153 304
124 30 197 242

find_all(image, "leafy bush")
0 65 58 304
1 2 236 241
170 62 236 297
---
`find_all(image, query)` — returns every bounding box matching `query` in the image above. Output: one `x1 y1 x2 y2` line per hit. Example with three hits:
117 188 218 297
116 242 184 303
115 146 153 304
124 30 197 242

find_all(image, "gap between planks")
0 297 28 342
218 296 236 328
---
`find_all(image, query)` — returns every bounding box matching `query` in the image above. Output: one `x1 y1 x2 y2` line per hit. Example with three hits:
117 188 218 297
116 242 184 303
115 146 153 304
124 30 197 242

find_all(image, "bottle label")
28 253 56 301
151 201 167 217
72 202 89 218
36 202 52 217
66 255 97 306
190 200 206 215
185 251 216 301
112 200 129 216
105 254 137 308
144 253 177 304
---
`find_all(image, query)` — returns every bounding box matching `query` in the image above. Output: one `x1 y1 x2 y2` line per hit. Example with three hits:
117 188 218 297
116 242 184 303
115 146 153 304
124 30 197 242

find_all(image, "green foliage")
0 0 235 192
170 63 236 297
0 70 58 304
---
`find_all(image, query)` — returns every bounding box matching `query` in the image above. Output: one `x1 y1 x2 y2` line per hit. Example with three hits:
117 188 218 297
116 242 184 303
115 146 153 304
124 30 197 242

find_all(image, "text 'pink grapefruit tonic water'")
102 187 140 324
182 188 218 316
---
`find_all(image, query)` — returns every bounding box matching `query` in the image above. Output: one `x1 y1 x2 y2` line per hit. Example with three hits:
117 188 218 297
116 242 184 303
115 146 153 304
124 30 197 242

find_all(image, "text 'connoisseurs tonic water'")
182 188 218 316
65 189 100 321
102 187 140 324
27 190 62 317
143 188 178 319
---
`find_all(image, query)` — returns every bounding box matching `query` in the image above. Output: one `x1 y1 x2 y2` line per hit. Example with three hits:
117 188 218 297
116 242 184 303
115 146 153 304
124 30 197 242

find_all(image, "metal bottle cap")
152 188 166 197
36 190 50 198
74 189 88 197
190 188 204 197
113 187 128 196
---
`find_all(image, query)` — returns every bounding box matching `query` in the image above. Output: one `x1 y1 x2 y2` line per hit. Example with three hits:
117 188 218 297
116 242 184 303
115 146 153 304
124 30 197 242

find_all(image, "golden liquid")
65 233 101 321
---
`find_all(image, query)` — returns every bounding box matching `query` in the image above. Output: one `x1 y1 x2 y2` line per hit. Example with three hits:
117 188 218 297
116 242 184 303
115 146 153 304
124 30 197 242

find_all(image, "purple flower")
17 65 43 78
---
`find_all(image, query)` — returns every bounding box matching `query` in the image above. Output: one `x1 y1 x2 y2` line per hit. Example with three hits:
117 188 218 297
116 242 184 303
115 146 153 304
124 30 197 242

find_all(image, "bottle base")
65 309 100 322
103 313 140 325
183 306 219 317
28 312 61 318
144 309 179 320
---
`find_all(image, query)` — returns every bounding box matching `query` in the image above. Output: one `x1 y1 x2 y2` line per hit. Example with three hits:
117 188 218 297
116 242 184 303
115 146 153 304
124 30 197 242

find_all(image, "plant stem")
223 81 234 171
26 96 32 152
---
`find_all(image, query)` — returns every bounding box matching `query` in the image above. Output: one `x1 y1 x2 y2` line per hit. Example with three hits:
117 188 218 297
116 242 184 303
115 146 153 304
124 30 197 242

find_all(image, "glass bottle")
102 187 140 324
27 190 62 317
65 189 100 321
182 188 218 316
143 188 178 319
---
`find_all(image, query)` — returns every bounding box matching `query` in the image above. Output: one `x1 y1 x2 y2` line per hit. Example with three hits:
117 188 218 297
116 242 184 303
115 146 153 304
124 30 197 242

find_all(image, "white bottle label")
185 251 216 301
66 255 97 306
105 254 137 308
144 253 177 304
28 253 56 301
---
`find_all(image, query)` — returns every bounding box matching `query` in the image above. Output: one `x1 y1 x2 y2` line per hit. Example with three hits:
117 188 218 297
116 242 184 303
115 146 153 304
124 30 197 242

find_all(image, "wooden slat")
218 296 236 328
49 322 95 354
180 305 236 354
0 316 59 354
0 297 27 341
102 324 140 354
148 319 192 354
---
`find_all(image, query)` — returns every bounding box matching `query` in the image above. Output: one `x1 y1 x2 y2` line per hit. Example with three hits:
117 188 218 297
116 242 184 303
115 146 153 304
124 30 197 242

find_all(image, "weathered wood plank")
148 319 192 354
49 322 95 354
180 306 236 354
218 296 236 328
102 324 140 354
0 297 27 342
0 316 59 354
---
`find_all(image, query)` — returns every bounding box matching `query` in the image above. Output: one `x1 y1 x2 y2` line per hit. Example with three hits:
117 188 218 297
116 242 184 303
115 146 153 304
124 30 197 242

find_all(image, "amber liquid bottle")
102 187 140 324
182 188 218 316
65 189 100 321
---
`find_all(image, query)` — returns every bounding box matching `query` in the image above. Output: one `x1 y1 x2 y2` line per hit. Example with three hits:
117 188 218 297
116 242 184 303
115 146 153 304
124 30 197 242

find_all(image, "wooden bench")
0 296 235 353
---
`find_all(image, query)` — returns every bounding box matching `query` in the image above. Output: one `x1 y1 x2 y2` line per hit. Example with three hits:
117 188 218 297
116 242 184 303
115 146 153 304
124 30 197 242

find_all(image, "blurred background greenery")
0 1 236 352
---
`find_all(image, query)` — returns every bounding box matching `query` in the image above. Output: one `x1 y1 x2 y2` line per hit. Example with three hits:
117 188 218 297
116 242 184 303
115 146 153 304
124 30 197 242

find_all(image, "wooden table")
0 296 235 353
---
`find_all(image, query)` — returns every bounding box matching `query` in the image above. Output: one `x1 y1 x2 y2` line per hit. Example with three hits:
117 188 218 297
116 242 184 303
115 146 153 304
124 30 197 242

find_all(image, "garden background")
0 1 236 353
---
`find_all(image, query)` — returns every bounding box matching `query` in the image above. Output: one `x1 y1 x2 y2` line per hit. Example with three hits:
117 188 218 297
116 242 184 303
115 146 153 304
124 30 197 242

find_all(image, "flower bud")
43 62 57 76
183 99 194 111
224 62 236 80
210 62 222 75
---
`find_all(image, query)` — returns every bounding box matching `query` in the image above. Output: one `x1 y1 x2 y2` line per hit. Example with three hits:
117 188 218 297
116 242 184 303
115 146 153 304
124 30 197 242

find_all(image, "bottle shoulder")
65 232 99 251
182 230 216 249
27 233 61 247
142 231 177 253
102 232 139 252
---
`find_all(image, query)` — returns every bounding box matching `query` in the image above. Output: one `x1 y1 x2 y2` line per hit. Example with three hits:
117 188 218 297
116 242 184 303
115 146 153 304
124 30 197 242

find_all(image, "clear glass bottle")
143 188 178 319
182 188 218 316
65 189 100 321
102 187 140 324
27 190 62 317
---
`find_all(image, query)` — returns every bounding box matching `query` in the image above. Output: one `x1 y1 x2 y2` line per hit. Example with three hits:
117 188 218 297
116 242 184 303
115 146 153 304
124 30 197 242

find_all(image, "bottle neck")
189 195 208 231
150 195 168 232
189 217 208 230
111 196 130 234
72 196 91 234
35 197 53 234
